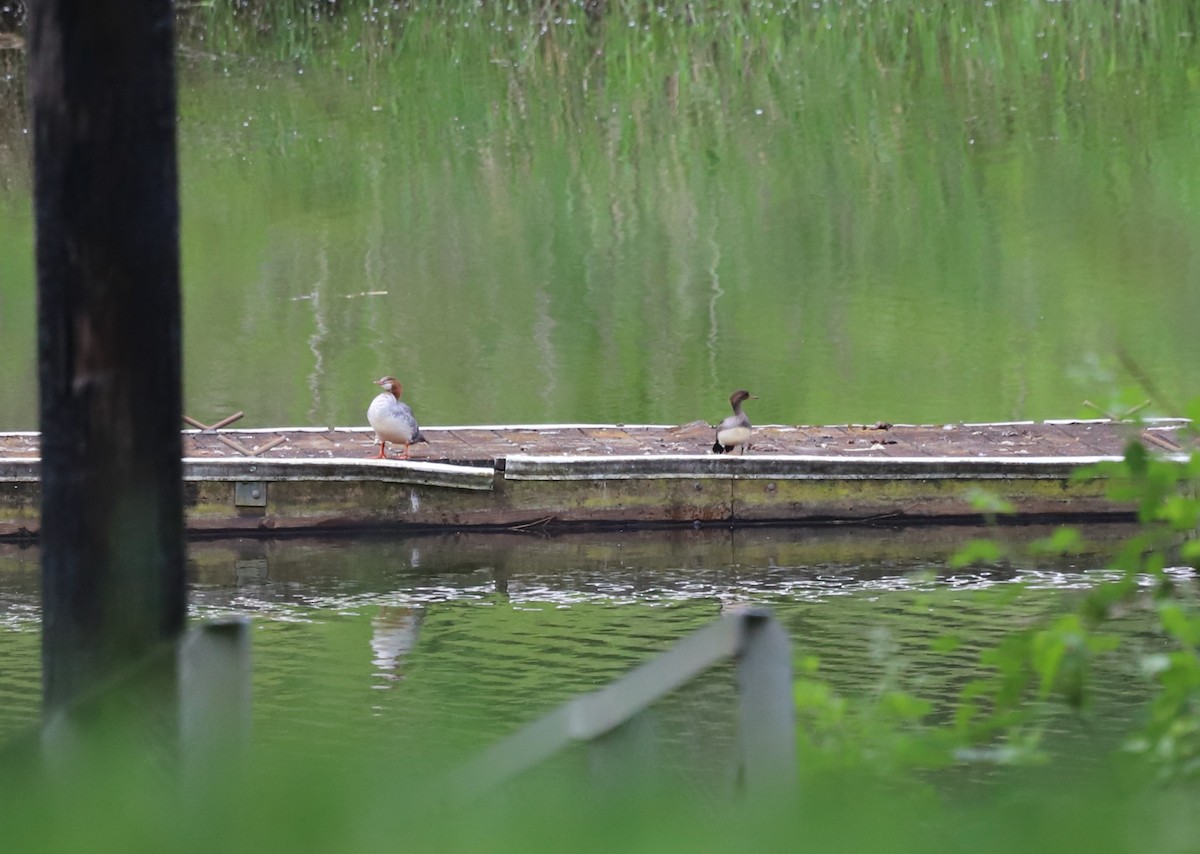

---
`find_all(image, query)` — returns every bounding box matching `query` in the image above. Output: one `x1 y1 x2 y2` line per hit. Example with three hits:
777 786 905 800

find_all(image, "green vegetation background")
1 0 1199 427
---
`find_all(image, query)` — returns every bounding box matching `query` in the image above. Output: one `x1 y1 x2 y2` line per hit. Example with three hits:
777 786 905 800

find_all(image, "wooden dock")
0 419 1190 537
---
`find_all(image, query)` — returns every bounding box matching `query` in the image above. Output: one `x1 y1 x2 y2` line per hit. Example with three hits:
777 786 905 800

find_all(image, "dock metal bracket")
234 482 267 507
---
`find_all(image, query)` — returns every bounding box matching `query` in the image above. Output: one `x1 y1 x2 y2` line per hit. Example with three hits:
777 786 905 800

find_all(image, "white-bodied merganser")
712 389 757 454
367 376 428 459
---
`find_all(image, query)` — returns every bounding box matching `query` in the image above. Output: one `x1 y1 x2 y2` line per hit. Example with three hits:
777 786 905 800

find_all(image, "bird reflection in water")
371 604 425 684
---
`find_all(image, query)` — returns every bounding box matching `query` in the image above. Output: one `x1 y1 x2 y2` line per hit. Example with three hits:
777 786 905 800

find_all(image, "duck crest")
377 376 403 399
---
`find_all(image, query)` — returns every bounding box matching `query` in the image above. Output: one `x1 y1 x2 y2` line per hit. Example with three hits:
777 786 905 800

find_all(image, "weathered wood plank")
0 420 1189 536
729 472 1115 523
2 419 1173 464
501 453 1117 481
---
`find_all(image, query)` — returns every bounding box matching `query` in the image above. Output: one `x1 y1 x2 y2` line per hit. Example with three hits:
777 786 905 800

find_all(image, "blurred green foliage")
940 404 1200 779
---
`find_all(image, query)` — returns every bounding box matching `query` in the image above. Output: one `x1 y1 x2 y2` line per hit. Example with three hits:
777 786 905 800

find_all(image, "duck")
712 389 757 454
367 376 428 459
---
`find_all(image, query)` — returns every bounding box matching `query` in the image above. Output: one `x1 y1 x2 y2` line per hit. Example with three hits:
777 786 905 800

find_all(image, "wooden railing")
445 608 795 800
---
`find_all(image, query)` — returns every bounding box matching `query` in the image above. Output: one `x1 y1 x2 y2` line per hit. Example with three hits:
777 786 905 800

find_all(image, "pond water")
1 13 1198 849
2 16 1200 432
0 524 1174 779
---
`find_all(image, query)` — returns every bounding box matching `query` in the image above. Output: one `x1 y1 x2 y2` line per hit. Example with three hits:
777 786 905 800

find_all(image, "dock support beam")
29 0 185 719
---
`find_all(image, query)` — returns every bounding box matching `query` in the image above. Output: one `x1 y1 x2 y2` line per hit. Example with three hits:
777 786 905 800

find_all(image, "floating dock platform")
0 419 1190 538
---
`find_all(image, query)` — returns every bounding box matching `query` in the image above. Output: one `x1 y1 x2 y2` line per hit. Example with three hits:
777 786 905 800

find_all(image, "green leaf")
1159 603 1200 647
798 654 821 675
1029 526 1084 556
950 539 1003 568
1124 439 1149 475
1030 631 1067 698
880 691 933 722
965 488 1015 516
1157 495 1200 530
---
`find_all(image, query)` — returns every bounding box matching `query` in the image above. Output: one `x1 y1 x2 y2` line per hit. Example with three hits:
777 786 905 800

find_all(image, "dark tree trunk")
28 0 185 715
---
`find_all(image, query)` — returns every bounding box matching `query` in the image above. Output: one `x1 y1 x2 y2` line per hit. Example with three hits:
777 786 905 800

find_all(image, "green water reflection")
0 524 1167 775
1 23 1199 431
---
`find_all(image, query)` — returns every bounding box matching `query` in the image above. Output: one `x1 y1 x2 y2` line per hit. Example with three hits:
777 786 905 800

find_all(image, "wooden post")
28 0 184 716
736 612 796 793
179 620 252 779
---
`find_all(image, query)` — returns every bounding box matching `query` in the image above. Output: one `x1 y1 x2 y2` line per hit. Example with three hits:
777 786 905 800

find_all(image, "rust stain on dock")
0 420 1190 537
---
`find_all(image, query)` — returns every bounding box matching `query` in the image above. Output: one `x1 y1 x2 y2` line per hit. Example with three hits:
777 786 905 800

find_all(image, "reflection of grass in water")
162 0 1200 427
3 3 1199 428
181 0 1196 83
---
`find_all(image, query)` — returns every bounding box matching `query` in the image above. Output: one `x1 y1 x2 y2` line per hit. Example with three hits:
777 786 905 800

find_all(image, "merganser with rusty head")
368 376 428 459
712 389 757 454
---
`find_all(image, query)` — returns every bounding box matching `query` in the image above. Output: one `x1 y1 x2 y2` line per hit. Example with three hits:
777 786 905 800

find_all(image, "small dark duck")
712 389 757 454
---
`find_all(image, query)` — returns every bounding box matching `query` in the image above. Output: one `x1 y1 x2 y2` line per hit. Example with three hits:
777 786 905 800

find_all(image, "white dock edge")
181 457 496 491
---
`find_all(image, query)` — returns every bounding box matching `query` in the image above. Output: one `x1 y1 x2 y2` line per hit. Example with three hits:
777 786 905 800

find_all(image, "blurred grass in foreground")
0 733 1196 854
